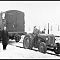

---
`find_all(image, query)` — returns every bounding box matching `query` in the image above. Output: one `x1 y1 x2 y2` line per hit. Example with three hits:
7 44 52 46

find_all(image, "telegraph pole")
48 23 49 34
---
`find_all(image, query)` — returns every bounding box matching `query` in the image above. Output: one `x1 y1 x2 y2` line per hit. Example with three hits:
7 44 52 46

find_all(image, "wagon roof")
5 10 24 14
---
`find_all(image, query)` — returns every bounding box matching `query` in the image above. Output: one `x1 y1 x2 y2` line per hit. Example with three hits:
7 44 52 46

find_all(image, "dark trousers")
3 44 7 50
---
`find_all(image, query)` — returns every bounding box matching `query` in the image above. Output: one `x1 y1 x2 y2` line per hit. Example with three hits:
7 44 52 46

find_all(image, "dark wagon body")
5 10 25 33
0 10 26 42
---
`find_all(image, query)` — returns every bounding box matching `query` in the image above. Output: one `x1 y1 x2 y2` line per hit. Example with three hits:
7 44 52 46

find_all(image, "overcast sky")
0 1 60 34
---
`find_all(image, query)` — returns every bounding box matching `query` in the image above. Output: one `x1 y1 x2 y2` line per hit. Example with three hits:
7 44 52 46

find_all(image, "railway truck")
0 10 27 42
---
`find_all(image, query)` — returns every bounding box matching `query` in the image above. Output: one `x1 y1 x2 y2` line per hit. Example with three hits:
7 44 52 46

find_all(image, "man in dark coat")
1 26 9 50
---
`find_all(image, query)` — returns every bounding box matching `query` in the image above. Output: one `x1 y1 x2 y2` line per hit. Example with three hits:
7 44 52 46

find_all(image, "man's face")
4 27 6 30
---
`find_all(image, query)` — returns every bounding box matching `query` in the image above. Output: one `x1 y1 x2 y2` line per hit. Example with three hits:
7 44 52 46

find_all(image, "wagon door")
17 12 25 32
5 13 17 32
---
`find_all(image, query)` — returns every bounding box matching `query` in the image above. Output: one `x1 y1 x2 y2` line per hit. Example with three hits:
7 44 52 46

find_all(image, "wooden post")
48 23 49 34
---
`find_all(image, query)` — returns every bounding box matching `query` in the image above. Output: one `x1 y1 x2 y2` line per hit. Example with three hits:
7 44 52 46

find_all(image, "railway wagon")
0 10 27 42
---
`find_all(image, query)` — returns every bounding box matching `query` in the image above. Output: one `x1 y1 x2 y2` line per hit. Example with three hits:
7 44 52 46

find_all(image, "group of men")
33 26 46 35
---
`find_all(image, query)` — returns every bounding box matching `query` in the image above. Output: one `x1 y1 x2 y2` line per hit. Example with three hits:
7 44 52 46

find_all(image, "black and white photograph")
0 1 60 59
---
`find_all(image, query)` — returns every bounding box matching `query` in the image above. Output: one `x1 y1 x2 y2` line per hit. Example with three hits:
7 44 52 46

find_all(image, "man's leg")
3 44 6 50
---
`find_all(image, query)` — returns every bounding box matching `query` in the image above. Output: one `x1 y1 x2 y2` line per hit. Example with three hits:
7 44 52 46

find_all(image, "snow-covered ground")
0 43 59 59
0 36 60 59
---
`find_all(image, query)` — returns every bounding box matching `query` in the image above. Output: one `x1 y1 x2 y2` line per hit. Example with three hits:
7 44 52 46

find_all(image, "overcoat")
1 29 9 45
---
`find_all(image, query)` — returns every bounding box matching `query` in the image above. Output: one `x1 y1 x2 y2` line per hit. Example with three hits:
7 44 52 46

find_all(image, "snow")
0 37 60 59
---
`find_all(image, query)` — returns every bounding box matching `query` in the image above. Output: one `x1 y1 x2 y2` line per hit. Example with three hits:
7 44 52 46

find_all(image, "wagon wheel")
15 35 21 42
38 42 47 53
